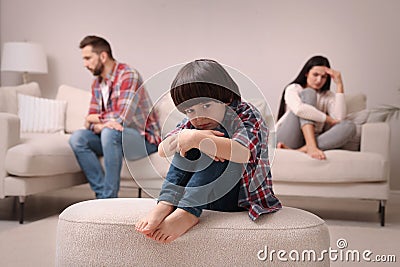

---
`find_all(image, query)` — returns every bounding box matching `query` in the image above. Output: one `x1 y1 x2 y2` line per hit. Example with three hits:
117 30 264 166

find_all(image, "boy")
136 59 281 243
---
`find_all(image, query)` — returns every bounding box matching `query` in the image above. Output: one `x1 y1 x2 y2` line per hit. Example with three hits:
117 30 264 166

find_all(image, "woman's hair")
170 59 241 112
79 35 114 60
277 55 331 120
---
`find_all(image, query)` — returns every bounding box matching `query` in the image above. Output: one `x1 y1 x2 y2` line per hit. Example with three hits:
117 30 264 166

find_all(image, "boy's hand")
198 130 226 161
167 134 179 154
178 129 226 158
177 129 197 157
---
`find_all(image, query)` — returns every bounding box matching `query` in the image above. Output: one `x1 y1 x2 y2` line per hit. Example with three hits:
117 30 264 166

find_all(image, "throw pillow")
367 110 389 123
342 109 370 151
17 94 67 133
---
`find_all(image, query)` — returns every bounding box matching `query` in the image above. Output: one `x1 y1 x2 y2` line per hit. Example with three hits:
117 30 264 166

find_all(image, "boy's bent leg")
149 160 241 244
157 149 203 206
136 149 200 236
69 129 104 198
100 128 123 198
178 159 242 217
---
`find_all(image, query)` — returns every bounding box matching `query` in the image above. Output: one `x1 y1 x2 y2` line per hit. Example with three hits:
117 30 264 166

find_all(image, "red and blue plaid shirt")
88 62 161 145
166 100 282 220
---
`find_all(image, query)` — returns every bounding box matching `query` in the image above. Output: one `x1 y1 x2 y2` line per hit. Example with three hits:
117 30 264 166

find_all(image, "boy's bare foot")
149 208 199 243
135 201 174 235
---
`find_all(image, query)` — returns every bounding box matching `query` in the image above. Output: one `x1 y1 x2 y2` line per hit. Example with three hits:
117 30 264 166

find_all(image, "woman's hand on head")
325 67 344 93
325 67 343 85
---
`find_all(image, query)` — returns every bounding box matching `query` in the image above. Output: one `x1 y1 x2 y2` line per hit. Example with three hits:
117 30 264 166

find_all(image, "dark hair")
79 35 114 60
170 59 241 112
277 55 331 120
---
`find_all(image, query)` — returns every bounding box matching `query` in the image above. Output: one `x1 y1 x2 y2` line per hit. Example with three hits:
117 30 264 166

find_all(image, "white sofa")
0 82 390 225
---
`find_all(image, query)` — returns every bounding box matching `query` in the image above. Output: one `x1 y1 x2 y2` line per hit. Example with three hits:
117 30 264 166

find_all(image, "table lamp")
1 42 48 84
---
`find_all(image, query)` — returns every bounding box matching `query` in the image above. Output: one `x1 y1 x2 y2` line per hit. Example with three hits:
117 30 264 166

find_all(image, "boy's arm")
158 135 179 157
178 129 250 163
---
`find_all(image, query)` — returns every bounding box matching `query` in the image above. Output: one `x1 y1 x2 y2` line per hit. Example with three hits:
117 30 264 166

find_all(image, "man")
69 35 161 198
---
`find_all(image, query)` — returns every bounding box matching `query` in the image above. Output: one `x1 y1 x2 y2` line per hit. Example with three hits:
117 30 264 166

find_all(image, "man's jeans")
158 129 245 217
69 127 157 198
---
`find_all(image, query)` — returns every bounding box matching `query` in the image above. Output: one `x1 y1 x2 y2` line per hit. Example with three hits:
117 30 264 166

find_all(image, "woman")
276 55 356 160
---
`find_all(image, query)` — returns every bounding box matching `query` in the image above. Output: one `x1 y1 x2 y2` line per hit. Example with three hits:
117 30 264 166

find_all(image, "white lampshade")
1 42 48 74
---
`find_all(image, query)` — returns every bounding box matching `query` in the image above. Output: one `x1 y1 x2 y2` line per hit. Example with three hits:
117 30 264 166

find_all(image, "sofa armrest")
360 122 390 160
0 112 21 197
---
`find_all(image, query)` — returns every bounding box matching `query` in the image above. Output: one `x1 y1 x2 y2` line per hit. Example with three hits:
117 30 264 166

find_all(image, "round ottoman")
56 198 330 266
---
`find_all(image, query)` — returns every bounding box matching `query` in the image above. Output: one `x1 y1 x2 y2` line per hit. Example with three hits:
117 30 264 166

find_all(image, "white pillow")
18 94 67 133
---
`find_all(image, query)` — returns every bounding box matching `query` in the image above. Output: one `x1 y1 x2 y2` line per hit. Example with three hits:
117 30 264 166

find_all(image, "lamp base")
22 72 29 84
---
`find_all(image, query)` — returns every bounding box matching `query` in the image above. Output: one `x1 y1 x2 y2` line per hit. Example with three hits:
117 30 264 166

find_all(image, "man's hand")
93 123 105 134
90 120 123 133
86 114 101 123
103 120 123 131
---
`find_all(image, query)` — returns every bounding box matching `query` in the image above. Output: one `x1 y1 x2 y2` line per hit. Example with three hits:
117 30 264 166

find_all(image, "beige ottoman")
56 198 330 266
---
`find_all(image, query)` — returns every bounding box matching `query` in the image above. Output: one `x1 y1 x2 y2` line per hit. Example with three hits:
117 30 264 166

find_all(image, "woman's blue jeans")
69 127 157 198
158 129 245 217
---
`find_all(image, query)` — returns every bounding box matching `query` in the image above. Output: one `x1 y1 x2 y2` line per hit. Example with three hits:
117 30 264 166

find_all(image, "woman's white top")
276 83 346 134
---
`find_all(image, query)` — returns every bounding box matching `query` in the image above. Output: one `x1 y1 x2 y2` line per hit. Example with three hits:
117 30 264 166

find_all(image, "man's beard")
90 61 104 76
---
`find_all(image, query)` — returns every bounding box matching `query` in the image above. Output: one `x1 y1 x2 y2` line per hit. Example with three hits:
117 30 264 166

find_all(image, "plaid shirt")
166 100 282 220
88 62 161 145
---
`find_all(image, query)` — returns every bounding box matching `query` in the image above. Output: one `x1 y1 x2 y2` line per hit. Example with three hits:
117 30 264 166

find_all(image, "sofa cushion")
5 133 81 176
0 82 41 114
272 149 388 183
56 85 92 134
345 93 366 114
18 94 67 133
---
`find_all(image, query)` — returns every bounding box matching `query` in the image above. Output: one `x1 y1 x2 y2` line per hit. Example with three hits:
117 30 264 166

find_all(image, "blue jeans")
158 129 245 217
69 127 157 198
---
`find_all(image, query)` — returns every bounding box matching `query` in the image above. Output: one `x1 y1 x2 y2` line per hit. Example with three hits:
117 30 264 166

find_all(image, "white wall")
1 0 400 189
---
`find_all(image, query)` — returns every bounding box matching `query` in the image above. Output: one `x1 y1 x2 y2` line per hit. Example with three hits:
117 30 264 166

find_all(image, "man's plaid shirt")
88 62 161 145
